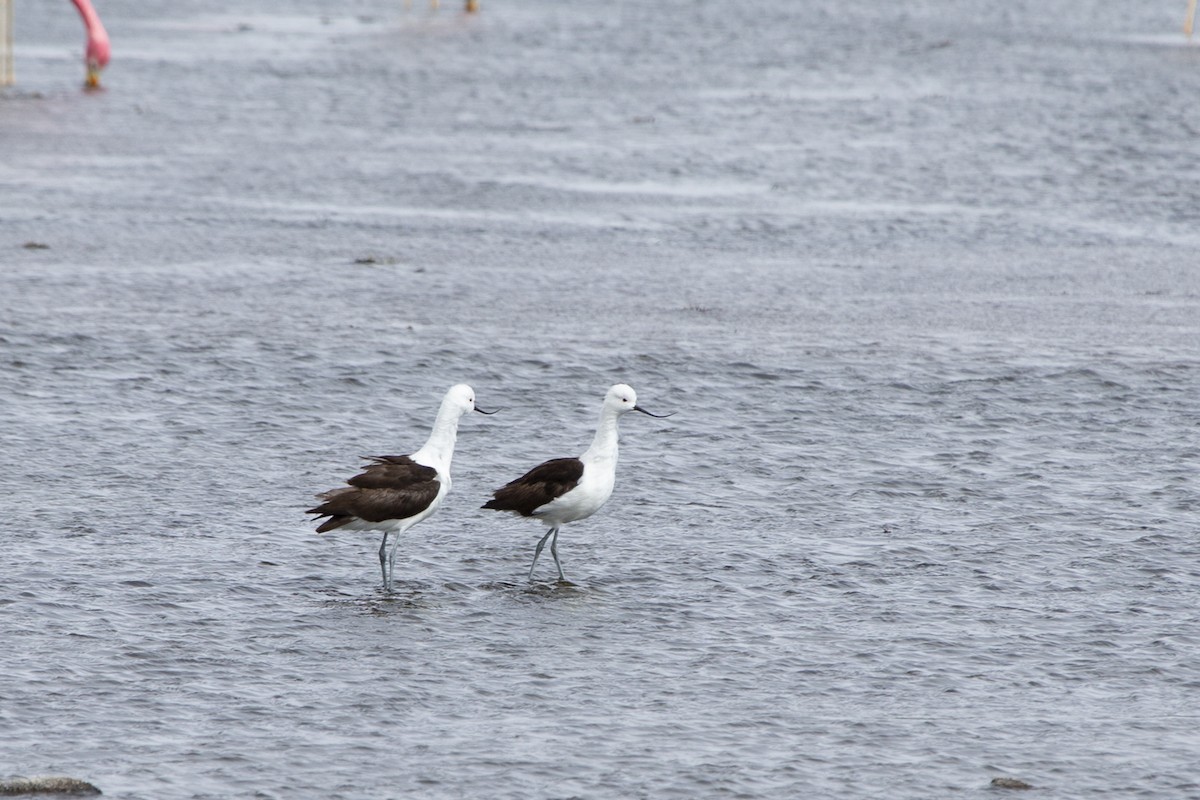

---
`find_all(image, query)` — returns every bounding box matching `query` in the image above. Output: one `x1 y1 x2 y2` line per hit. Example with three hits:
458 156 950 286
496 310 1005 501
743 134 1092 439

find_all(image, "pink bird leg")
69 0 110 87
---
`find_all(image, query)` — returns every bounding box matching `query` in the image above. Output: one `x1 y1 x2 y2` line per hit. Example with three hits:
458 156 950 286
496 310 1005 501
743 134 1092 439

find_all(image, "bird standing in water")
483 384 672 582
308 384 495 592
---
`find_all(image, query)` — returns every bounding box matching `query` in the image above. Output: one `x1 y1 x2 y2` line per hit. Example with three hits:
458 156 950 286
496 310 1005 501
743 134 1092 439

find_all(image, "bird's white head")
444 383 498 416
606 383 638 413
605 384 674 418
445 383 478 415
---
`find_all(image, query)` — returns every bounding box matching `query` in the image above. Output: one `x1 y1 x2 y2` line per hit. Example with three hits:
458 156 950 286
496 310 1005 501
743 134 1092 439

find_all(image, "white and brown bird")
308 383 495 592
482 384 671 582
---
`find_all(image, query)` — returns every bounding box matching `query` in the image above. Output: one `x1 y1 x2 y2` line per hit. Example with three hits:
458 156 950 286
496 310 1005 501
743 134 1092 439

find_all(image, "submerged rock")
0 777 102 796
991 776 1034 790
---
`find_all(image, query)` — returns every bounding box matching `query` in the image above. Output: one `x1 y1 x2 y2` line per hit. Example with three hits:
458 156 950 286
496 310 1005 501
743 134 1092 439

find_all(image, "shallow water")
2 1 1200 797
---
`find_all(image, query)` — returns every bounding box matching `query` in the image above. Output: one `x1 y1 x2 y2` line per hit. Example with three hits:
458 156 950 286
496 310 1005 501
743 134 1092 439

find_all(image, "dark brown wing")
346 456 438 490
482 457 583 517
367 455 427 466
308 455 440 532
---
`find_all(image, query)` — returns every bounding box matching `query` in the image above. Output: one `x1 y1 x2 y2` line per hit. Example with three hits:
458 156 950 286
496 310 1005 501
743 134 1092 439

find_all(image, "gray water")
3 1 1200 797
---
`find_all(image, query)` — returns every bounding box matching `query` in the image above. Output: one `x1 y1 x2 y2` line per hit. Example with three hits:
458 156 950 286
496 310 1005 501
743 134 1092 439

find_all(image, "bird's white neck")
411 400 463 471
581 405 621 466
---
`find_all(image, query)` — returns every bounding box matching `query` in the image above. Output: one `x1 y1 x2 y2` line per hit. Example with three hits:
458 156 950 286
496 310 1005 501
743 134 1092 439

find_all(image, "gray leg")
529 528 555 581
378 532 390 589
549 527 565 581
387 531 403 593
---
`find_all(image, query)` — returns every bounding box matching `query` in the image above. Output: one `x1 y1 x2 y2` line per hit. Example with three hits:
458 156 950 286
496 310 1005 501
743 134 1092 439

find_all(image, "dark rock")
0 777 102 796
991 776 1034 790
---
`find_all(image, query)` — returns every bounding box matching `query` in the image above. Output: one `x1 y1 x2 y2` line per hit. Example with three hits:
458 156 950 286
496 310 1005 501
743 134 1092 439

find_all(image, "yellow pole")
1 0 14 87
1187 0 1198 39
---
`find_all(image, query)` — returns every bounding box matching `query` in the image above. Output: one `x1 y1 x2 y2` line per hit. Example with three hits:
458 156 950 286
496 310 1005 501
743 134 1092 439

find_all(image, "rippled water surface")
3 1 1200 797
